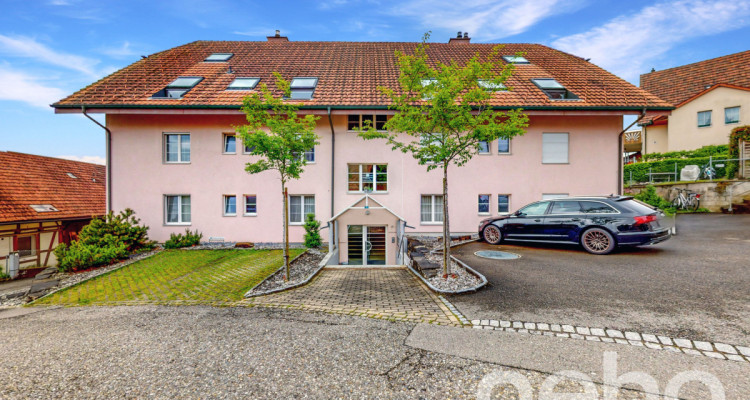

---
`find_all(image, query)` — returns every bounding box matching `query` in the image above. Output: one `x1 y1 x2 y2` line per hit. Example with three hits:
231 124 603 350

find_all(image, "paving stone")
471 320 480 326
524 322 536 330
512 321 523 329
663 346 681 353
483 326 494 330
530 331 542 335
658 336 674 346
674 338 693 348
601 337 615 343
726 354 746 362
703 351 726 360
481 319 490 326
714 343 737 354
550 324 561 332
642 334 658 343
570 334 584 340
489 320 499 327
628 340 644 347
644 342 662 350
614 338 628 345
517 329 528 334
693 341 713 352
506 328 516 333
472 325 483 330
624 331 641 341
562 324 575 333
499 320 511 328
683 349 702 356
738 346 750 357
606 329 624 338
585 336 600 342
537 323 550 331
542 332 555 337
576 326 591 335
555 333 569 338
590 328 606 336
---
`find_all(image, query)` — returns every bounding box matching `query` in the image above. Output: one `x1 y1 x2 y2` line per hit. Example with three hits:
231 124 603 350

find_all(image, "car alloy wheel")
581 228 615 255
483 225 503 245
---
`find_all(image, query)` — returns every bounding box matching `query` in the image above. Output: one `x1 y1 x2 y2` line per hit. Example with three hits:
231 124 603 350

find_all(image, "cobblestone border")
470 319 750 363
438 296 470 325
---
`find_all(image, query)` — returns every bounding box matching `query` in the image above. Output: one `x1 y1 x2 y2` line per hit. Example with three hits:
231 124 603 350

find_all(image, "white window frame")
243 195 257 216
347 164 388 193
697 110 712 127
478 141 491 154
420 195 444 225
542 133 569 164
164 195 191 225
164 133 191 163
289 195 315 225
223 195 237 216
223 133 237 154
478 194 491 215
497 194 511 215
725 106 740 124
303 147 315 163
497 137 511 155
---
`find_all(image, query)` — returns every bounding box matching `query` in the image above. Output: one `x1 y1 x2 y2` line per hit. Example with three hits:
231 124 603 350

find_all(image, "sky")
1 0 749 164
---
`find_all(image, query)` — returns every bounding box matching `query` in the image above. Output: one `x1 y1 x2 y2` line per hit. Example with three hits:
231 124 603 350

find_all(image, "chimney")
449 31 471 44
266 29 289 42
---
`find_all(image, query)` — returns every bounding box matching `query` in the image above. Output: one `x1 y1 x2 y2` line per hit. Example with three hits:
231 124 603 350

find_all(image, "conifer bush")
303 213 322 248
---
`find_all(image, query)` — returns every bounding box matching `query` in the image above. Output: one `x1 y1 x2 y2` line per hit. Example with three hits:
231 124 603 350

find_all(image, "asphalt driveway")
450 213 750 346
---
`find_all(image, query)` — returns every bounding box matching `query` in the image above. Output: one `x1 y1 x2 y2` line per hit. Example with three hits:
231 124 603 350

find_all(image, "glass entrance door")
347 225 386 265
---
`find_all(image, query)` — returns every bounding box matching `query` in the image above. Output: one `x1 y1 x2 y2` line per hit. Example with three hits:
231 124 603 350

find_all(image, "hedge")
641 145 728 162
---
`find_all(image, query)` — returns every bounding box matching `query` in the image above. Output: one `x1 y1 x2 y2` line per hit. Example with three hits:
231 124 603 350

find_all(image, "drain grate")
474 250 520 260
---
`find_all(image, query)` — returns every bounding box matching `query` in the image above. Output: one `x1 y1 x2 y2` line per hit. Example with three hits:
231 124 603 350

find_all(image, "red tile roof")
640 50 750 106
0 152 105 224
53 40 671 111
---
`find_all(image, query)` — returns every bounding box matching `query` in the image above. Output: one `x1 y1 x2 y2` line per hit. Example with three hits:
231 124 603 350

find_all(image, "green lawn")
34 249 304 306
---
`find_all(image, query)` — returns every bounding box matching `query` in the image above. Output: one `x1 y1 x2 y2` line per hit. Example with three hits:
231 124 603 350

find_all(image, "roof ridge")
640 49 750 77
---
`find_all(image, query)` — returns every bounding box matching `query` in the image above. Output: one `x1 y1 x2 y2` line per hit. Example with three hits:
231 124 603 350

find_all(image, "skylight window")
152 76 204 99
531 78 579 100
478 80 507 91
227 77 260 90
30 204 58 212
205 53 233 62
287 77 318 100
503 56 529 64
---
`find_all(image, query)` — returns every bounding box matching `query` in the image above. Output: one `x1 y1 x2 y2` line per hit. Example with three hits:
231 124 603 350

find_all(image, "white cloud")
552 0 750 81
58 155 106 165
99 41 138 59
0 34 100 77
0 66 67 109
394 0 583 40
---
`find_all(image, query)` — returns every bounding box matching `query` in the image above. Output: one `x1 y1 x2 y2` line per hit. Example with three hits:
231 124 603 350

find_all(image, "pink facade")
107 111 622 245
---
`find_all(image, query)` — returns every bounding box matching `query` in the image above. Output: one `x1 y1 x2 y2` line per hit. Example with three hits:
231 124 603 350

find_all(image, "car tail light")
634 215 657 225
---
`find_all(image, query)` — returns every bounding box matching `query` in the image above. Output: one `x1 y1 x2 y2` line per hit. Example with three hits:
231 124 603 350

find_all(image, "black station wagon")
478 196 671 254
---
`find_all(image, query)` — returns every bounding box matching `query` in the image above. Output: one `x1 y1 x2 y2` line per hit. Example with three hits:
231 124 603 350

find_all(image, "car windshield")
622 199 658 214
518 201 550 216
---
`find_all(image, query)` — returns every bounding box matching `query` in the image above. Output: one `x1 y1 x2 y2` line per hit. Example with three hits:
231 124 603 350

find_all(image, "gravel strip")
184 242 307 250
412 237 482 291
247 249 325 295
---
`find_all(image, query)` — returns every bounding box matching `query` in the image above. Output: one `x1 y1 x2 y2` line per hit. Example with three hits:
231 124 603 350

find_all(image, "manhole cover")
474 250 520 260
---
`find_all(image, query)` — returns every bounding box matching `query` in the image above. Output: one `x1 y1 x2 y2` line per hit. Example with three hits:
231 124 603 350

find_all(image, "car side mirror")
514 211 525 217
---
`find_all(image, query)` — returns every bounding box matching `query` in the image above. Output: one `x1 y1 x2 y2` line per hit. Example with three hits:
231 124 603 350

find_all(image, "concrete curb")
406 255 488 295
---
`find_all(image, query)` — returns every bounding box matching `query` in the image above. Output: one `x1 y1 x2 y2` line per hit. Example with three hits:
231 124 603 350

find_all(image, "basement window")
152 76 203 99
531 78 579 100
204 53 233 62
503 56 529 64
227 77 260 90
288 77 318 100
30 204 59 212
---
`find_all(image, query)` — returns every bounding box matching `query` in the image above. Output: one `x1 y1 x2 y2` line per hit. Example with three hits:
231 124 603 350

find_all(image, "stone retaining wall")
626 180 750 212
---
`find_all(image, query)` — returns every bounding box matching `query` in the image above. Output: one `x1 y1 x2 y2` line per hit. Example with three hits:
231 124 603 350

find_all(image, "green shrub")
55 235 128 272
641 145 728 161
727 125 750 178
303 213 322 248
634 185 671 210
164 229 203 249
0 271 9 280
624 156 728 183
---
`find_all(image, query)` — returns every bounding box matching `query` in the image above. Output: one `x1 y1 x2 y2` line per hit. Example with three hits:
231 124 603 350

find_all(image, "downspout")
327 107 335 216
618 108 646 195
82 106 112 212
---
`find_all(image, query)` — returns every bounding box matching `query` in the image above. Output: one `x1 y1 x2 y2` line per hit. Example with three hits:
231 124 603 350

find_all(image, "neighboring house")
52 34 670 265
0 152 105 273
640 50 750 153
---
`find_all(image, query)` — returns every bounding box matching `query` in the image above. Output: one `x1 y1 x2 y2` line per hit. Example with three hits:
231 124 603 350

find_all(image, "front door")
347 225 387 265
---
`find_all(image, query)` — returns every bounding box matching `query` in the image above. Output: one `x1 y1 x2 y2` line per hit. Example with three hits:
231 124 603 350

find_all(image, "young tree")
359 33 528 277
237 72 319 280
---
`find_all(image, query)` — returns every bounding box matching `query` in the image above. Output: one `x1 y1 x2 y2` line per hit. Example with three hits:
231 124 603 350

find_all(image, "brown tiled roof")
640 50 750 106
0 152 105 224
53 40 671 110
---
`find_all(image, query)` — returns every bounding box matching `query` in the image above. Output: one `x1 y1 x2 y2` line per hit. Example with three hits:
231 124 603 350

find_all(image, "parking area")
450 214 750 346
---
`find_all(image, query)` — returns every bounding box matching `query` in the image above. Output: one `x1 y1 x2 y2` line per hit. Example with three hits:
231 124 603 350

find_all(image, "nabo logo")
476 351 726 400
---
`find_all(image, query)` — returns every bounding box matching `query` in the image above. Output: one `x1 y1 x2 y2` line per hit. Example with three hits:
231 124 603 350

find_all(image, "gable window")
288 77 318 100
478 141 490 154
164 133 190 163
223 134 236 154
497 195 510 214
204 53 233 62
16 236 37 258
497 138 510 154
503 55 529 64
697 110 712 127
347 115 387 131
725 106 740 124
165 195 191 224
478 80 507 91
227 77 260 90
348 164 387 192
420 195 443 223
532 78 579 100
289 195 315 224
224 195 237 216
478 194 490 215
244 195 257 216
152 76 203 99
542 133 568 164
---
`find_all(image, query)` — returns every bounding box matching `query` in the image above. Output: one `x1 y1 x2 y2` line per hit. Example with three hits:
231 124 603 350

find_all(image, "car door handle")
534 219 541 222
571 218 581 222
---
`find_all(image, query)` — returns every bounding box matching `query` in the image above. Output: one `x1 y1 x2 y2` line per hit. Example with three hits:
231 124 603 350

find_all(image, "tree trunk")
442 164 451 276
283 184 290 281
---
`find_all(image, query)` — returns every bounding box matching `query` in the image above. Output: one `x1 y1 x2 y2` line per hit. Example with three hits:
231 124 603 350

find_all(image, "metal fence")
627 156 749 185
